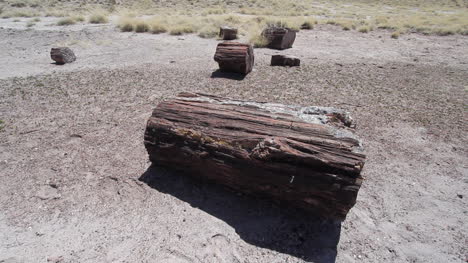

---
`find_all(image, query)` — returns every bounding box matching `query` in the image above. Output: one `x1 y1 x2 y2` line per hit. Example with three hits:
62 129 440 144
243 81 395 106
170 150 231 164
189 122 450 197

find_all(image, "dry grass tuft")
73 15 85 22
1 8 39 18
357 26 371 33
391 31 401 39
198 25 219 38
85 1 468 38
118 17 135 32
57 17 76 26
169 24 196 35
147 17 167 34
45 9 68 17
135 19 150 32
149 19 167 34
300 18 316 29
88 12 108 24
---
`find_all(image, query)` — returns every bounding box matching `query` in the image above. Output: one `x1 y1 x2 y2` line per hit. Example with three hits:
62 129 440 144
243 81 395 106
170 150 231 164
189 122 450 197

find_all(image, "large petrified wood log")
214 42 254 74
50 47 76 64
219 26 238 40
144 93 366 220
271 55 301 67
262 27 297 50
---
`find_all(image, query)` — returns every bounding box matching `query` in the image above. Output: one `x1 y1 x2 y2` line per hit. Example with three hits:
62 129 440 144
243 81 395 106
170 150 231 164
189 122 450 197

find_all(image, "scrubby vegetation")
56 17 76 26
0 0 466 37
88 11 108 24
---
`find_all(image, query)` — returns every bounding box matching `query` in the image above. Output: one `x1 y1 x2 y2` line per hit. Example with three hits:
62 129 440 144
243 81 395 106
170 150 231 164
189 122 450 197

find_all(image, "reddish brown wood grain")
144 93 366 219
214 42 254 74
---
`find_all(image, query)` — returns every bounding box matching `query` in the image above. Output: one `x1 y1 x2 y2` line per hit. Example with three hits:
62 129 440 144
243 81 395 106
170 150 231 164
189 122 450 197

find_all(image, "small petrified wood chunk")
214 42 254 74
262 27 297 50
144 92 366 220
219 26 238 40
50 47 76 64
271 55 300 66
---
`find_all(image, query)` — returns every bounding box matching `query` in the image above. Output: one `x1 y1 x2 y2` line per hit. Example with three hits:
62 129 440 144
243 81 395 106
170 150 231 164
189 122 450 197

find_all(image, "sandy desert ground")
0 17 467 263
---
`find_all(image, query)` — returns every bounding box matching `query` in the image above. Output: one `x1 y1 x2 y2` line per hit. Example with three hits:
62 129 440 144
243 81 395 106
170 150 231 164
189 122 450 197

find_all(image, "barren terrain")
0 19 467 263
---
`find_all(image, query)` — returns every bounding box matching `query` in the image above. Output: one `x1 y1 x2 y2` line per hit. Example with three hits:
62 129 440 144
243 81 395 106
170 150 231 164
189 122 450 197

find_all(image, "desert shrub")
169 24 196 35
391 31 400 39
1 9 38 18
248 22 269 48
301 18 316 30
31 17 40 22
458 28 468 35
89 12 108 24
357 25 372 33
266 19 289 28
150 24 167 34
118 18 135 32
135 20 150 32
57 17 76 26
73 16 85 22
148 18 167 34
250 34 268 48
198 25 218 38
202 8 226 15
433 27 456 36
45 9 68 17
26 21 34 27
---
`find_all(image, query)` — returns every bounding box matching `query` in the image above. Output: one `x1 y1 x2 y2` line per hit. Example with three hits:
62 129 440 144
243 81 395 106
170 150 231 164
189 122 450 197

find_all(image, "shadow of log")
139 165 341 263
210 69 247 80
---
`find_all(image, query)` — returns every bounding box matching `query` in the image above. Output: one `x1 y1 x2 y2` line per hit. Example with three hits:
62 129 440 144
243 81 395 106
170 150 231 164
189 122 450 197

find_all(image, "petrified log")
271 55 300 67
144 93 366 220
219 26 238 40
214 42 254 74
262 27 297 50
50 47 76 64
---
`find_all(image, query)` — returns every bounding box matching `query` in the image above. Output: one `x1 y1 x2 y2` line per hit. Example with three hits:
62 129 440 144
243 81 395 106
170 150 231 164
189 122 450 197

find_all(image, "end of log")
219 26 238 40
271 55 300 67
214 42 254 74
261 27 297 50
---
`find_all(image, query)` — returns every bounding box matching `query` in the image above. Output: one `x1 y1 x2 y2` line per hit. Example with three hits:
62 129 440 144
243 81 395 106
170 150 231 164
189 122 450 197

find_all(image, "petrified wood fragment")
144 93 366 220
219 26 238 40
271 55 300 67
214 42 254 74
262 27 297 50
50 47 76 64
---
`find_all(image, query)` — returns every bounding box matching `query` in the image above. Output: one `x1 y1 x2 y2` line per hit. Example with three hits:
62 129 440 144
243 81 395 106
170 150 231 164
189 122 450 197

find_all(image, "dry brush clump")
2 0 465 37
56 17 76 26
88 11 108 24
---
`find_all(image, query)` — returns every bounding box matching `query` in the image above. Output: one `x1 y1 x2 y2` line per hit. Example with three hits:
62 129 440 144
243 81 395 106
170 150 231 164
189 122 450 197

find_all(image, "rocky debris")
262 27 297 50
47 256 64 263
144 92 366 220
271 55 300 67
219 26 238 40
36 185 61 200
50 47 76 65
214 42 254 74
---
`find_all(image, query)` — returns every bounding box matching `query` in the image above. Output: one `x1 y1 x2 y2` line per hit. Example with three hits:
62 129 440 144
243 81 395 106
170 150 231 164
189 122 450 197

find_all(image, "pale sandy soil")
0 19 467 263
